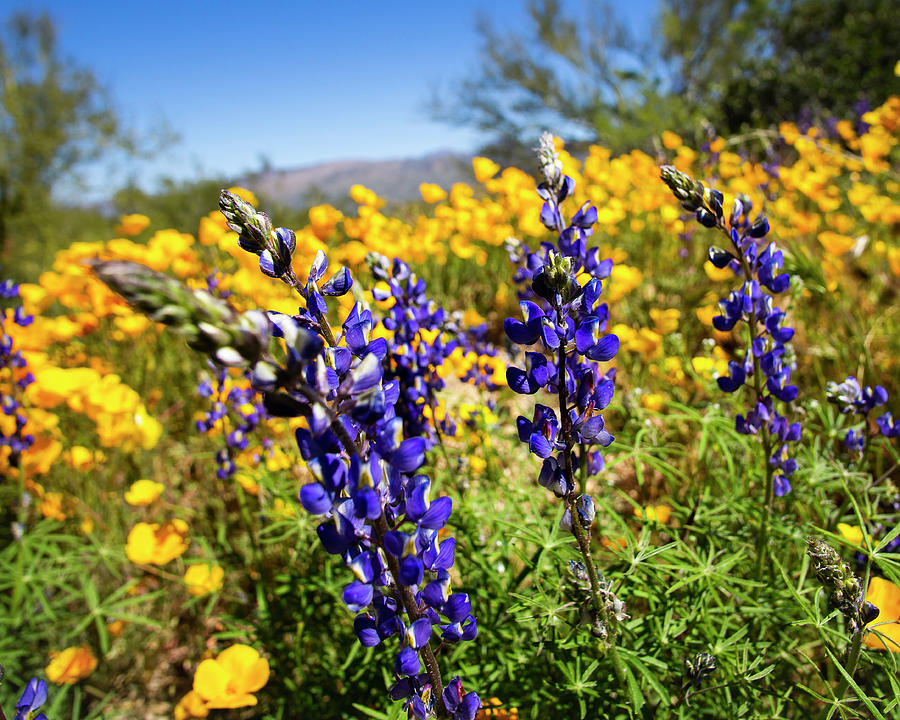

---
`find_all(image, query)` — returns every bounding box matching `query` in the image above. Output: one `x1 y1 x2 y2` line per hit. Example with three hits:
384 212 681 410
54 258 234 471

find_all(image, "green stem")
555 327 626 689
725 221 775 583
821 631 865 720
11 463 27 616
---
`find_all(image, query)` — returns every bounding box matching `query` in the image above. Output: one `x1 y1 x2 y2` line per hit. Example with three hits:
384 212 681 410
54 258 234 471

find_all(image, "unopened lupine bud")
537 131 563 192
807 537 865 629
219 190 272 255
533 251 580 304
659 165 704 212
90 260 271 366
685 652 717 688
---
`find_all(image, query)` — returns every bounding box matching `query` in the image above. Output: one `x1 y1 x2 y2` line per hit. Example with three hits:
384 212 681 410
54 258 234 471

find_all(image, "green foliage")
437 0 900 158
432 0 699 163
113 178 232 235
0 12 130 251
713 0 900 132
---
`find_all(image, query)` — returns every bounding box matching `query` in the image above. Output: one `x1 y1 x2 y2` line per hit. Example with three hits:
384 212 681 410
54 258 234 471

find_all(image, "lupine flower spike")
93 196 481 717
504 134 627 679
659 165 801 575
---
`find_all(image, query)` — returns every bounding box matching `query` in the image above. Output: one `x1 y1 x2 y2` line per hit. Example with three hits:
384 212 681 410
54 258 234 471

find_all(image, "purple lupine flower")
507 138 619 488
826 376 894 457
367 253 466 443
502 133 627 645
13 677 49 720
95 198 481 717
660 166 801 498
192 273 271 479
225 243 478 716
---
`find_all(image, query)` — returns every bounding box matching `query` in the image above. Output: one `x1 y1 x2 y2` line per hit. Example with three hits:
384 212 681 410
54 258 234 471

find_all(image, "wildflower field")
4 78 900 720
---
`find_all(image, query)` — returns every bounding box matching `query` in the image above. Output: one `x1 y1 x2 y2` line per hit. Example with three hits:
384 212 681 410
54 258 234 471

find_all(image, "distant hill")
246 151 474 208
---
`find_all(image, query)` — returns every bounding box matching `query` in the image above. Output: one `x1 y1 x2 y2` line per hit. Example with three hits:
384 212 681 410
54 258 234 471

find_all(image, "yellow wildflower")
115 213 150 236
420 183 447 203
836 523 871 548
175 691 210 720
124 479 165 506
468 456 487 475
184 564 225 597
193 644 270 709
635 505 672 524
472 157 500 183
695 305 718 326
350 184 383 208
477 697 520 719
641 393 666 411
271 498 298 518
817 230 855 256
704 261 733 282
865 577 900 651
604 265 642 302
649 308 680 335
65 445 104 471
125 520 189 565
235 471 260 495
887 247 900 277
40 491 67 521
46 645 97 684
661 131 682 149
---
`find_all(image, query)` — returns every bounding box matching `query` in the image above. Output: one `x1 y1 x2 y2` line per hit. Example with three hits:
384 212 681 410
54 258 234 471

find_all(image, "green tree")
431 0 699 165
658 0 774 118
435 0 900 160
711 0 900 132
0 12 144 252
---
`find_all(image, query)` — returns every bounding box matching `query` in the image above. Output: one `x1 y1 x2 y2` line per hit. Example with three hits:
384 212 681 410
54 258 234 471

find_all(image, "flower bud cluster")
567 561 627 641
1 271 36 475
89 260 272 367
807 537 878 634
660 166 800 497
684 652 717 689
219 190 297 280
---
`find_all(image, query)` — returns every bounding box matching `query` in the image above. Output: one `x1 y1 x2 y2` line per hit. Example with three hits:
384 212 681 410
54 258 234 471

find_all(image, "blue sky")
6 0 658 193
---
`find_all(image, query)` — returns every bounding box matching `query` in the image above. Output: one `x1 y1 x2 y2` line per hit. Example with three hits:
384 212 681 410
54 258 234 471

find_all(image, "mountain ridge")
246 151 475 208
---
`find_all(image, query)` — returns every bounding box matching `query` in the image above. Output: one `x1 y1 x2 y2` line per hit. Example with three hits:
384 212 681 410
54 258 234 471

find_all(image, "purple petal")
419 496 452 530
299 483 332 515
